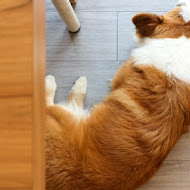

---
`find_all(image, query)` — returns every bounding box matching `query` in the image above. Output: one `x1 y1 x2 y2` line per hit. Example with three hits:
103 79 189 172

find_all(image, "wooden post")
52 0 80 32
33 0 46 189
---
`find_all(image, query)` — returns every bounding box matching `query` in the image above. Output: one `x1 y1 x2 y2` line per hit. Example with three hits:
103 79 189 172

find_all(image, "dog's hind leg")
68 77 87 108
45 75 57 106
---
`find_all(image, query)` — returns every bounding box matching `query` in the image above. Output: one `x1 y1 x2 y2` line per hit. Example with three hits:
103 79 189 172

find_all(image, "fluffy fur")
178 0 190 22
46 2 190 190
132 36 190 83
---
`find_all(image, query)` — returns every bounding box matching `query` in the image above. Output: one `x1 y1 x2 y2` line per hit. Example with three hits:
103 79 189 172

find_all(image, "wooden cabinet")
0 0 45 189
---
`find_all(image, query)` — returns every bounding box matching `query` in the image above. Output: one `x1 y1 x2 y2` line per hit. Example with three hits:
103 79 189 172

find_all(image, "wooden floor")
46 0 190 189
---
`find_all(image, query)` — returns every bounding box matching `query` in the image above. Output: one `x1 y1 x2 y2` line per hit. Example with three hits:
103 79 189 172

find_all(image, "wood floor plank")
46 60 122 107
46 0 178 12
46 11 117 61
166 131 190 161
0 96 32 188
139 161 190 190
118 12 137 61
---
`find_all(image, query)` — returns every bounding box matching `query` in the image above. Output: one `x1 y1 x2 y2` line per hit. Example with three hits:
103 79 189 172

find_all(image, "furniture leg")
52 0 80 32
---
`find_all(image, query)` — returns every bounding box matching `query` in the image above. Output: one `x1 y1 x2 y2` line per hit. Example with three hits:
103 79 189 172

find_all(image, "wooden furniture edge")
32 0 46 189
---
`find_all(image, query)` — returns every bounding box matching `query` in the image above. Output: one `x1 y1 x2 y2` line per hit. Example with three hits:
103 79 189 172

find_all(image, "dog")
46 1 190 189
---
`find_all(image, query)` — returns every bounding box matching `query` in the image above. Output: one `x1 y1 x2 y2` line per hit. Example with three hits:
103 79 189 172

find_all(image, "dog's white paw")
46 75 57 95
72 77 87 95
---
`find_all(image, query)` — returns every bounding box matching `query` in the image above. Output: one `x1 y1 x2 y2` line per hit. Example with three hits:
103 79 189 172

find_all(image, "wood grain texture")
166 131 190 161
118 12 137 61
46 0 178 12
0 97 32 188
0 1 33 189
0 0 45 189
0 0 30 11
139 161 190 190
46 11 117 61
32 0 46 189
0 0 32 96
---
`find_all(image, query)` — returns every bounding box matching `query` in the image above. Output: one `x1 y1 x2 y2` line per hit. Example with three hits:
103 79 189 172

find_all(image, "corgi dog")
46 1 190 189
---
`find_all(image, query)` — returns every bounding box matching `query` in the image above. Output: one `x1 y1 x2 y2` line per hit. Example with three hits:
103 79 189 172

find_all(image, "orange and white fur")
46 1 190 189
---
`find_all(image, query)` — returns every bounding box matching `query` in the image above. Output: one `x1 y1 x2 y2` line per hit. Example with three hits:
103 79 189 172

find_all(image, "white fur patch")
60 102 89 121
132 36 190 83
178 0 190 22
